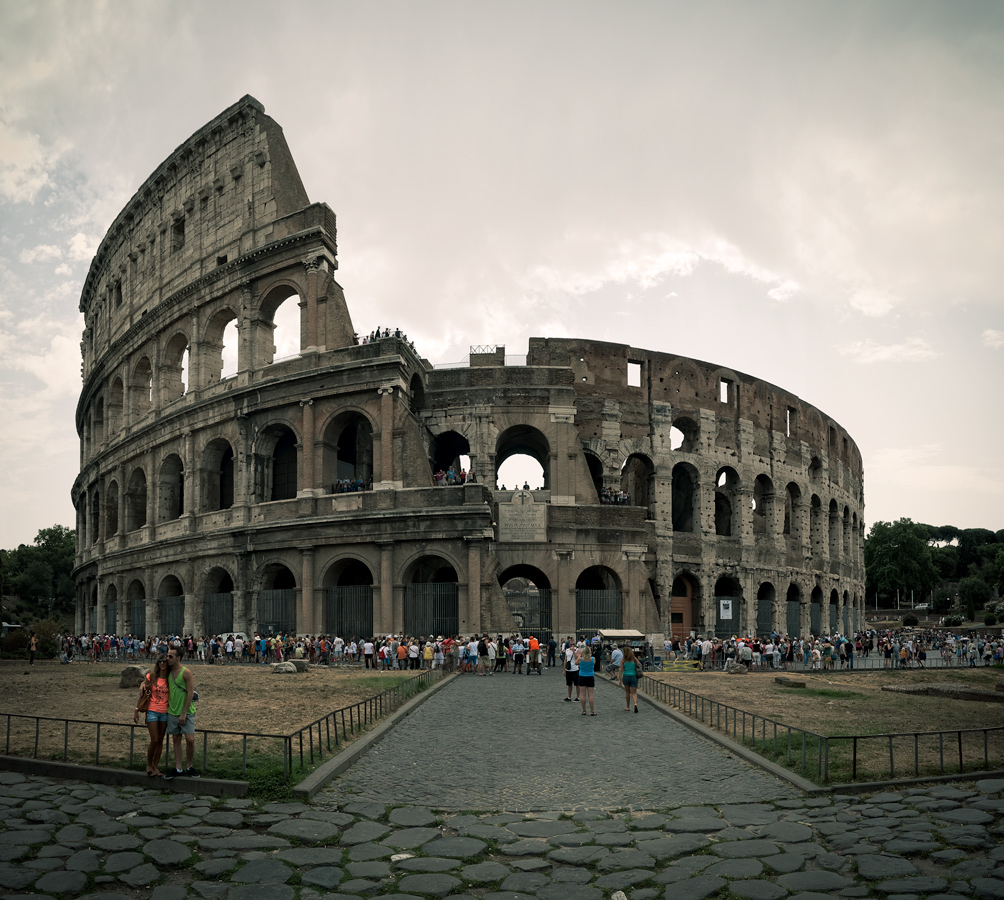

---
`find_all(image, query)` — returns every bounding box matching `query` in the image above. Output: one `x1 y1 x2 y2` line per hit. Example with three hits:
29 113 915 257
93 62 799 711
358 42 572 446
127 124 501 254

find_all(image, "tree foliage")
0 525 76 619
863 519 935 604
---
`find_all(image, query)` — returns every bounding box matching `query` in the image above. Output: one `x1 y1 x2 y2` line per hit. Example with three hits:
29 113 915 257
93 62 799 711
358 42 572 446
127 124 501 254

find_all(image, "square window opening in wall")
627 360 642 387
216 255 228 267
720 378 732 403
171 218 185 252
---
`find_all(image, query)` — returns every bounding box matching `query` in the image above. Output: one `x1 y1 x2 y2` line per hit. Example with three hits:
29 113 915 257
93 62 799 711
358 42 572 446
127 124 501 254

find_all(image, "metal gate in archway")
204 593 234 636
324 586 374 640
106 602 117 634
404 583 459 638
505 587 552 642
786 601 800 638
756 599 772 637
829 603 838 634
258 589 296 635
575 590 621 636
714 595 742 639
810 600 822 635
161 596 184 636
130 598 147 638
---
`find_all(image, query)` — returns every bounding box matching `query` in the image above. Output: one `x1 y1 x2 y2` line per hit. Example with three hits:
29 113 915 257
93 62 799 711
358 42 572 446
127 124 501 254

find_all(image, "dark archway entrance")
323 559 374 640
498 565 552 641
404 557 459 638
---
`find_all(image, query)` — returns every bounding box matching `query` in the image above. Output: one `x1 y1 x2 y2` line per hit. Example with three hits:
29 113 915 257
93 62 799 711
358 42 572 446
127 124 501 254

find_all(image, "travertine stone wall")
73 97 865 642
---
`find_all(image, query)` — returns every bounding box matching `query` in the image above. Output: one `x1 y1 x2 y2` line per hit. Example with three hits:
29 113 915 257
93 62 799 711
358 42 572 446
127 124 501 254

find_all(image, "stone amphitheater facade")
72 96 866 642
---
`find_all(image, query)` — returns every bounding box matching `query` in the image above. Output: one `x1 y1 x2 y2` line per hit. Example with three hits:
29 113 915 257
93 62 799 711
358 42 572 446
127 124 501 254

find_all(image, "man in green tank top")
163 648 200 779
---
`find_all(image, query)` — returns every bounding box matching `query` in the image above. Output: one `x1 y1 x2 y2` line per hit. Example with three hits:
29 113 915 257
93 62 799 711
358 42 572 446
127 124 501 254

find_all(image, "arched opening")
125 467 147 531
672 463 699 533
94 397 105 446
713 576 743 639
495 425 550 490
809 456 822 483
583 451 603 501
785 584 801 637
258 563 297 635
752 474 774 536
322 559 375 639
714 467 739 537
204 308 239 384
127 579 146 637
404 556 459 637
670 573 700 638
161 332 190 403
90 492 100 545
409 373 426 414
842 506 851 559
108 377 124 435
322 413 374 491
105 583 118 634
130 357 153 418
783 482 801 537
810 585 823 635
203 567 235 636
829 588 840 633
575 566 622 636
756 582 775 636
843 590 851 634
498 564 552 641
620 453 655 512
828 499 840 558
201 438 235 511
809 495 823 556
158 575 185 636
268 426 298 501
259 286 302 365
157 454 184 522
670 416 699 452
105 480 119 536
430 431 471 484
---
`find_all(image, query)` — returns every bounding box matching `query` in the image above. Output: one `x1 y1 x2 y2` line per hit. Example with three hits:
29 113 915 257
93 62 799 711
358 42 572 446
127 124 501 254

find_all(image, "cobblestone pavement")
0 670 1002 900
0 770 1002 900
321 670 787 809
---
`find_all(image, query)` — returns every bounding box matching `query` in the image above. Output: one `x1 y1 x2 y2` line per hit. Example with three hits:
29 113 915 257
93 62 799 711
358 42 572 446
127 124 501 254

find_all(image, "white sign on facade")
498 490 548 542
719 598 733 620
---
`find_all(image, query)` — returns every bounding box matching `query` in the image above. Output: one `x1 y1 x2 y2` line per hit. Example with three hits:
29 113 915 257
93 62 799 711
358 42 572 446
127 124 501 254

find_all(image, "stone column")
184 431 194 528
379 542 394 635
376 386 395 489
300 547 315 635
555 549 574 638
624 548 646 630
299 399 315 496
466 537 482 634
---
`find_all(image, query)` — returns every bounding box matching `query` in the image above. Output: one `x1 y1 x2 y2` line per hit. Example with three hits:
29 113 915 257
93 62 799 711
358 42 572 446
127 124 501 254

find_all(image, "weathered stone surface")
271 662 297 674
119 665 146 688
397 873 462 896
230 859 292 884
267 817 342 843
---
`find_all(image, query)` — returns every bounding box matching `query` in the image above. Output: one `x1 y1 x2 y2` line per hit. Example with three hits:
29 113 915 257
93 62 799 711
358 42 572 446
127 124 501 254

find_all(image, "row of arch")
80 283 309 462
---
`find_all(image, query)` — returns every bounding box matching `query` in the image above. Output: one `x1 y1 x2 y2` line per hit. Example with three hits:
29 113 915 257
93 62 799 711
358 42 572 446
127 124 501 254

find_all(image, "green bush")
985 614 998 627
902 614 918 627
943 614 964 627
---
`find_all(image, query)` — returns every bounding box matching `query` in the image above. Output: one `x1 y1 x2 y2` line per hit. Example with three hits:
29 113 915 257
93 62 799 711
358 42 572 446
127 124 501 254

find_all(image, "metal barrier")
1 669 441 782
637 676 1004 783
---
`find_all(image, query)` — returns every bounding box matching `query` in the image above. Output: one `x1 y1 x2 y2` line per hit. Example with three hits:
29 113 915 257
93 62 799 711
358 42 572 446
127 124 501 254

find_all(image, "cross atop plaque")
498 490 548 542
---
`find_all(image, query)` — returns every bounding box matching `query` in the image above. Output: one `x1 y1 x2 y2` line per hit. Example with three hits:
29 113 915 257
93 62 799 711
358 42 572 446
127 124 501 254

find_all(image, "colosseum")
72 96 866 644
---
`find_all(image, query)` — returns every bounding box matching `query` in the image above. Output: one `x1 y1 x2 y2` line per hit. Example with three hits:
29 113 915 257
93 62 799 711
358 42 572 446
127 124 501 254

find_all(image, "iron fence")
636 675 1004 784
0 669 441 783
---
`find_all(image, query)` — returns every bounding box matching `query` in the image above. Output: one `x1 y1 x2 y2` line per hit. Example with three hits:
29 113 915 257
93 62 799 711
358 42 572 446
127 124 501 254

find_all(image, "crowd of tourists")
433 467 477 485
355 325 415 348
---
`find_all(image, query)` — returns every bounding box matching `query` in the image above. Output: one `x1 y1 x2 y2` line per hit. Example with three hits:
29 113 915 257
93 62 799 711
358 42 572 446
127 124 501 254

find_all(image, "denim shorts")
146 711 167 724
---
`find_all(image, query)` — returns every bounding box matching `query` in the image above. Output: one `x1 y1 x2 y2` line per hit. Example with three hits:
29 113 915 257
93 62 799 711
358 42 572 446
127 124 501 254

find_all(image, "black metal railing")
0 669 441 782
635 675 1004 784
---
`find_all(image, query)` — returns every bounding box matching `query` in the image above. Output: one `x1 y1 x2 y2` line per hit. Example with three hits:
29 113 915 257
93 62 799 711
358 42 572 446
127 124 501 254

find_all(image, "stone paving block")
388 807 439 827
762 851 806 874
596 849 656 871
462 860 512 882
660 873 725 900
268 817 343 843
537 883 603 900
704 858 764 878
664 818 728 833
874 875 950 893
729 880 789 900
420 837 486 858
143 838 192 865
856 854 921 879
117 863 161 887
777 870 855 891
395 857 459 872
593 868 655 890
195 858 238 876
971 877 1004 900
507 820 578 838
301 866 346 889
636 833 711 859
340 820 391 845
382 826 441 849
338 877 381 893
103 851 146 873
276 847 344 866
347 841 393 861
23 858 62 872
712 839 781 858
549 866 594 883
0 862 37 890
346 861 389 878
230 859 292 883
65 849 102 872
760 821 814 842
226 885 294 900
547 845 609 865
500 872 550 892
150 886 188 900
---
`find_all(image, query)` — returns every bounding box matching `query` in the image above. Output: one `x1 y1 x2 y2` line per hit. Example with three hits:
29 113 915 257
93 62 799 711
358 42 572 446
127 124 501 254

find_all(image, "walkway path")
317 669 786 810
0 670 1001 900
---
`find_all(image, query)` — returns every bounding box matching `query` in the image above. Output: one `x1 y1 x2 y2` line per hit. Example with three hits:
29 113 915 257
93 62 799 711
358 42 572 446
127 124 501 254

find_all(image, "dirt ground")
648 665 1004 779
0 661 416 747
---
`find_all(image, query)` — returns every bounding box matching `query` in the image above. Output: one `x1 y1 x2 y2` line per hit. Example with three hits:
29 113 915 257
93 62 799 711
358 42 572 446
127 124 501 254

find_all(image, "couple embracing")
133 648 200 779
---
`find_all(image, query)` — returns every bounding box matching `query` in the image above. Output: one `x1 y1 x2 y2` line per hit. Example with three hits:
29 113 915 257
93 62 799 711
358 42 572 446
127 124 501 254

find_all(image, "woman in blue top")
619 646 641 712
578 646 597 715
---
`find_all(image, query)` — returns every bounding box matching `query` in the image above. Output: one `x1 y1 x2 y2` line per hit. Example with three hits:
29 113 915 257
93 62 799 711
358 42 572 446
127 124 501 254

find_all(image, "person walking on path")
563 640 580 702
578 645 597 715
133 657 170 776
163 647 200 779
619 646 641 712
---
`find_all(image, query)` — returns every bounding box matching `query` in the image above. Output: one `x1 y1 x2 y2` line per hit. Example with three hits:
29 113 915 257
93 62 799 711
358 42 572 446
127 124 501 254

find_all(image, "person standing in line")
163 647 199 779
28 632 37 665
563 640 580 702
578 646 597 715
619 646 641 712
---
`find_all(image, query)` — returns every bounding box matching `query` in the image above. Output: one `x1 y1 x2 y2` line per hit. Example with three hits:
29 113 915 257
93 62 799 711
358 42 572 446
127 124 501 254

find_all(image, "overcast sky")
1 0 1002 549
